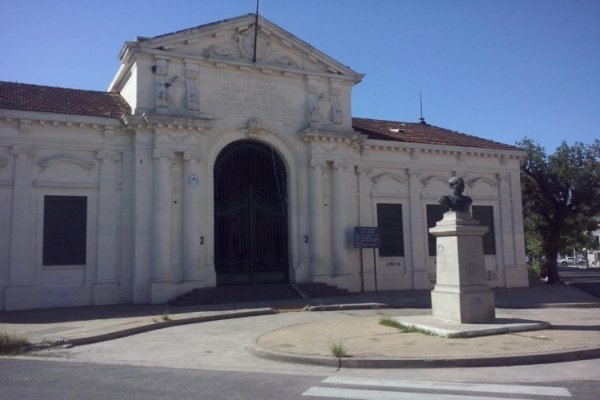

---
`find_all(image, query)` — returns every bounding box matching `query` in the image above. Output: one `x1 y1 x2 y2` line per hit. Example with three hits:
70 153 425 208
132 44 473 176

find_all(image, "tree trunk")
544 226 563 284
545 257 561 284
544 245 561 284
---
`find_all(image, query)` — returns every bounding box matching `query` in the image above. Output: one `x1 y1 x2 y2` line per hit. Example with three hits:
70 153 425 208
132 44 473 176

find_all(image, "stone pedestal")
429 211 495 323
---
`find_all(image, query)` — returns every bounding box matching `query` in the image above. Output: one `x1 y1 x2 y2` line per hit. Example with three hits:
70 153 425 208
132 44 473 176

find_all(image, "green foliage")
0 330 30 355
519 138 600 283
379 317 433 335
329 340 348 359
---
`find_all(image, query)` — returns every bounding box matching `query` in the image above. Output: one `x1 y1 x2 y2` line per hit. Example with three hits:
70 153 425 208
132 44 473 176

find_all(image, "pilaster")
5 145 37 310
94 150 121 305
8 145 36 284
151 149 174 281
182 151 202 281
507 171 528 287
308 158 326 278
330 159 348 276
408 169 429 289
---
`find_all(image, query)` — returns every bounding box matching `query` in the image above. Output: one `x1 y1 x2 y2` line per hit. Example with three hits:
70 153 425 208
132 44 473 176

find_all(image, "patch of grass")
329 340 348 369
153 313 171 323
0 330 30 355
329 340 348 359
379 317 434 335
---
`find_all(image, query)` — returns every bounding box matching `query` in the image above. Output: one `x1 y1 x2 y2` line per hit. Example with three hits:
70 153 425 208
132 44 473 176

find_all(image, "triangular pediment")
120 14 363 82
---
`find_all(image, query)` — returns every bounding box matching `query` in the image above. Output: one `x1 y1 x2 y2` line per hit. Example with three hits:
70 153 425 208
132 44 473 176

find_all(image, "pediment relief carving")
203 26 305 71
133 15 361 80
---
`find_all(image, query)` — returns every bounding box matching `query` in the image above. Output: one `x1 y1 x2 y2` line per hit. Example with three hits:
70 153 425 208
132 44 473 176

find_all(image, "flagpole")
253 0 260 63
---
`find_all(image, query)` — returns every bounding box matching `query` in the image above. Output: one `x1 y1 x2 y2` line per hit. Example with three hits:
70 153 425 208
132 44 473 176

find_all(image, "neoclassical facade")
0 15 528 310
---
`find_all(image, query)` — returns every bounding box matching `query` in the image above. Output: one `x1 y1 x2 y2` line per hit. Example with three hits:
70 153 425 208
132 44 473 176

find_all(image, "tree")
518 138 600 284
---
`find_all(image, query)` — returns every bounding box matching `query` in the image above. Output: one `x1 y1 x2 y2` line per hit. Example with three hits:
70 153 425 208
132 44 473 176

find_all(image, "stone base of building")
5 285 39 310
505 266 530 288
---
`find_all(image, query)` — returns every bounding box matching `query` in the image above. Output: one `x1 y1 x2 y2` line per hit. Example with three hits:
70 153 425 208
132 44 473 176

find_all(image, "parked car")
557 256 585 266
557 256 574 266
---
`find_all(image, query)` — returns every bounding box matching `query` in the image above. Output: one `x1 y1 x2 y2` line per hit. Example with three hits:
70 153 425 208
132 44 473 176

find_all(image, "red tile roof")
0 81 130 118
0 82 516 151
352 117 518 151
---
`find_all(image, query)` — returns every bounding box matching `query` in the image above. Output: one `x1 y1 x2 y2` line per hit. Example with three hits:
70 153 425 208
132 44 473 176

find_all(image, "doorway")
214 140 289 285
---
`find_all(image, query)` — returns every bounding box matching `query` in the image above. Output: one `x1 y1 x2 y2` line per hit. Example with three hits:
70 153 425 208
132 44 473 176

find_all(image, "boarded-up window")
472 205 496 255
377 204 404 257
43 196 87 265
426 204 447 256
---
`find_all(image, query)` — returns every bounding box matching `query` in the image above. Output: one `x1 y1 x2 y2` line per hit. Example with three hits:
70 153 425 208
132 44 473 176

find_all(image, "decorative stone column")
308 158 326 277
331 159 348 276
429 211 495 323
94 150 121 305
183 151 202 281
151 149 174 281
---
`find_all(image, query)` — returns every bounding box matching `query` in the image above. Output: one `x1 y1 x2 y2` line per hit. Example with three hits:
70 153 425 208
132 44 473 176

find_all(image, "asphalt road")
1 358 598 400
2 268 599 399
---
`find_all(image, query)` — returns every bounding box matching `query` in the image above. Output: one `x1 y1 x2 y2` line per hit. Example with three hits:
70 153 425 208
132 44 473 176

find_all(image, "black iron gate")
214 140 288 285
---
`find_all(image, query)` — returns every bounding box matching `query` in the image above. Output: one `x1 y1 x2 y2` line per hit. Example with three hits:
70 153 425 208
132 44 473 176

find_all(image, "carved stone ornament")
234 26 271 61
246 117 262 136
203 43 236 58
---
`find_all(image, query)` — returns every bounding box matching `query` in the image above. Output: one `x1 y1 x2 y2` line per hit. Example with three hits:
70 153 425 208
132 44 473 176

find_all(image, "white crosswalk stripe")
302 376 572 400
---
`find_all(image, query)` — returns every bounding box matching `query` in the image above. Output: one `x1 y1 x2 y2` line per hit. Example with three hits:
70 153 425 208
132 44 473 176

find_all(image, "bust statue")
439 177 472 213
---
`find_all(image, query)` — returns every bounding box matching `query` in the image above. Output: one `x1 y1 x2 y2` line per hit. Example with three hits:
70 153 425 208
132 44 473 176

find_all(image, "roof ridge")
0 81 131 119
0 80 114 95
352 116 519 151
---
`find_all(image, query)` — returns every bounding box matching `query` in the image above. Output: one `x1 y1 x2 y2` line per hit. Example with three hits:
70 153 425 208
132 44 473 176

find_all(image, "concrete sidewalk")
1 284 599 368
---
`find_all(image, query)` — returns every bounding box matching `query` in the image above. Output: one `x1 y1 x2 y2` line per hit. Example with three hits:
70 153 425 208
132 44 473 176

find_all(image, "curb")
306 303 386 312
57 308 278 347
247 341 600 369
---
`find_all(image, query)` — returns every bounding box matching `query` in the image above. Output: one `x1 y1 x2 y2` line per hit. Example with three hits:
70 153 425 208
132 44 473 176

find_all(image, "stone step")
169 282 350 306
294 282 350 299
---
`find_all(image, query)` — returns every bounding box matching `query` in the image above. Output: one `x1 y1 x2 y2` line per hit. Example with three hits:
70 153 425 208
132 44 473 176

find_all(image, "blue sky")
1 0 598 152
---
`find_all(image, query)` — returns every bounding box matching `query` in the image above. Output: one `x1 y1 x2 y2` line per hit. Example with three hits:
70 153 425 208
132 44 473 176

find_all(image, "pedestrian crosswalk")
302 376 572 400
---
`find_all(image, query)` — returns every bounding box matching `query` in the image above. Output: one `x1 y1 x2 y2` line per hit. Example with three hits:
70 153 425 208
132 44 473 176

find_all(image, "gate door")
214 141 288 285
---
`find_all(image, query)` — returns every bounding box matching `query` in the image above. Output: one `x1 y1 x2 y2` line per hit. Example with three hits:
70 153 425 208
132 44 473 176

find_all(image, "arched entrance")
214 140 289 285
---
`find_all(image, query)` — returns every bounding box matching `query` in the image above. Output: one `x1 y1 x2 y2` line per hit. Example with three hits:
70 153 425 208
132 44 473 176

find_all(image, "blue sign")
354 227 381 248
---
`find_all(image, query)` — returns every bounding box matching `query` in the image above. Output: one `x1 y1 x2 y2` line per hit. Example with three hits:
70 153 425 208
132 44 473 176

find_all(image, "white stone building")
0 15 528 310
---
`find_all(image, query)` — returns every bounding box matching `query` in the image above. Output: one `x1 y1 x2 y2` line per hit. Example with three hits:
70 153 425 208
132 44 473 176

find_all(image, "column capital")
153 148 175 160
97 150 121 162
497 172 511 183
354 165 372 176
309 158 327 169
408 169 423 179
332 159 348 170
183 151 202 162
